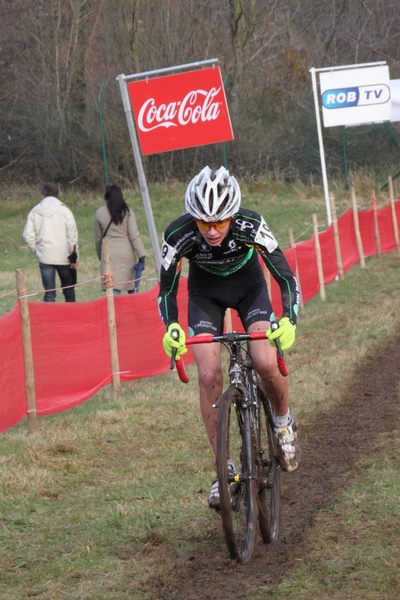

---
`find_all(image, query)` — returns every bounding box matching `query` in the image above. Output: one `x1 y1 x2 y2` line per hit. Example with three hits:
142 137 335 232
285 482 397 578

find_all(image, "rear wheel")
256 387 281 543
216 387 258 563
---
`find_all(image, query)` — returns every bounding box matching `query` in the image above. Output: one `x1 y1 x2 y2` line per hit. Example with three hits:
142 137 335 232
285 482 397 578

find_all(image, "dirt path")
144 333 400 599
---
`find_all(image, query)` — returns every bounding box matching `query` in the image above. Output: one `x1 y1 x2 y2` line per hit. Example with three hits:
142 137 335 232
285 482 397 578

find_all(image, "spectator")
95 185 146 294
23 182 78 302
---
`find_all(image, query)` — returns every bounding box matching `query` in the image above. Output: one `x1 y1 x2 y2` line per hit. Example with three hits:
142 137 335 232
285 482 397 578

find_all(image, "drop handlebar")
170 329 288 384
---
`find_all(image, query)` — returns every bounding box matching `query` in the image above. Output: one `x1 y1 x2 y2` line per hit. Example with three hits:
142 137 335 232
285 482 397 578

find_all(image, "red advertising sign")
127 67 234 155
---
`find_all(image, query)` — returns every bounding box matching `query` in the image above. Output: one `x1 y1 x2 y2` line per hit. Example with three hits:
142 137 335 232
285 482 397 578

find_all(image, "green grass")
1 178 400 598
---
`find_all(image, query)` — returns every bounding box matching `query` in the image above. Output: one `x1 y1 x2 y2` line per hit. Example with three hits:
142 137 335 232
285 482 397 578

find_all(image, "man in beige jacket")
23 182 79 302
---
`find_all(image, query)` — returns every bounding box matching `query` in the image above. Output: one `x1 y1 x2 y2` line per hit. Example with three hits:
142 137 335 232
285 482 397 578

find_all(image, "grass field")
0 177 400 599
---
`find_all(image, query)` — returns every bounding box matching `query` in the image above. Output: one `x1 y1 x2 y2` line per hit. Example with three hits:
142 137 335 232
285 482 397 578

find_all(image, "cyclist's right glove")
162 323 188 359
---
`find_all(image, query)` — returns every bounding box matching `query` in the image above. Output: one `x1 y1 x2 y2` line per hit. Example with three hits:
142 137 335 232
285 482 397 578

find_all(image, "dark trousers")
39 263 76 302
113 289 135 295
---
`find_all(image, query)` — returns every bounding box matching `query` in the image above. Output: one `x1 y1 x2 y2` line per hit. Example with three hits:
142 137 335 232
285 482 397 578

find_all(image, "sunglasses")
195 217 232 232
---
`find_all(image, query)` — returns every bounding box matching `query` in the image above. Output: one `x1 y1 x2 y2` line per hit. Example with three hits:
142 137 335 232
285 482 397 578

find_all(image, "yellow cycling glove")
267 317 296 351
162 323 188 358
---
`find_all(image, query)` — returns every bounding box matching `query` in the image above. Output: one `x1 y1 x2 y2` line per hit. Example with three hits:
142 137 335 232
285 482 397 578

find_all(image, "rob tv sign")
320 65 391 127
127 67 233 155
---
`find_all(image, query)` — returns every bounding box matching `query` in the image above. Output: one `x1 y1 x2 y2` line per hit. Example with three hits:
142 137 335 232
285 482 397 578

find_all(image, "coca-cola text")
138 87 221 132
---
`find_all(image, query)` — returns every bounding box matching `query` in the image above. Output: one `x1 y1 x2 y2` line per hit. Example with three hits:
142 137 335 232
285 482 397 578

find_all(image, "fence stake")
372 190 381 257
312 214 326 300
102 238 121 401
388 176 400 256
16 269 37 432
350 187 365 268
288 229 305 316
224 308 233 332
329 193 344 280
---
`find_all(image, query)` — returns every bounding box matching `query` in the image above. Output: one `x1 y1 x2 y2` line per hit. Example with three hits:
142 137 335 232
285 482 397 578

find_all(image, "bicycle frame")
173 330 284 562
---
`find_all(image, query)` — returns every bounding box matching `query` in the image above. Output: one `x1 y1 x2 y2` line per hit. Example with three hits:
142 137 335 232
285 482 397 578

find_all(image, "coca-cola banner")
127 67 234 155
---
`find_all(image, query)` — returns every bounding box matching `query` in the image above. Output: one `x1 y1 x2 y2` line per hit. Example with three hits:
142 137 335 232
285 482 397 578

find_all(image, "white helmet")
185 166 241 221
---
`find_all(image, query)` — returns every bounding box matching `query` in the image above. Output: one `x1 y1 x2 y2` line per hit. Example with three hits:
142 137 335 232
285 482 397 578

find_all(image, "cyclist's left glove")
267 317 296 351
162 322 188 358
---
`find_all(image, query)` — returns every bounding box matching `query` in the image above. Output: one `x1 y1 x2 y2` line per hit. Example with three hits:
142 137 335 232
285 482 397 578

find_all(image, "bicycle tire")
216 387 258 563
256 386 281 543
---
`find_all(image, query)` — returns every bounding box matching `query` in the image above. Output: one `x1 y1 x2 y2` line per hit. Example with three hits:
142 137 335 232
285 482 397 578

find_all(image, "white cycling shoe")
274 417 301 472
208 459 236 510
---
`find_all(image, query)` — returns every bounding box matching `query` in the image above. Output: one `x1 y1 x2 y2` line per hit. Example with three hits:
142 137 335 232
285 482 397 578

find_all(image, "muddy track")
145 333 400 599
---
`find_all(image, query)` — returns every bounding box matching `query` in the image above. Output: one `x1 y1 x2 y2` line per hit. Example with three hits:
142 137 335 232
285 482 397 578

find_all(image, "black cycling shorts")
187 257 273 336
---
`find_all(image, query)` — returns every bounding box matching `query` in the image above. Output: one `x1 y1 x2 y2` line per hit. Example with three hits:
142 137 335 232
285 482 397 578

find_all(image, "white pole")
310 67 332 226
117 74 161 279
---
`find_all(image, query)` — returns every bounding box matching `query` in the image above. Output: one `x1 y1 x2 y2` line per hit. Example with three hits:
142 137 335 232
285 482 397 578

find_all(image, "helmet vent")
208 188 214 212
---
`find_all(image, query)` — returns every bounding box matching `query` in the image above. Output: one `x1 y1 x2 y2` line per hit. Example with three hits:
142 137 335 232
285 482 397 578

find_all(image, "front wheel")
216 387 258 563
256 387 281 543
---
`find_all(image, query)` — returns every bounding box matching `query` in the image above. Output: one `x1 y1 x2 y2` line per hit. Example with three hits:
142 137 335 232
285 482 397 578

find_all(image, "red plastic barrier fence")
0 306 27 431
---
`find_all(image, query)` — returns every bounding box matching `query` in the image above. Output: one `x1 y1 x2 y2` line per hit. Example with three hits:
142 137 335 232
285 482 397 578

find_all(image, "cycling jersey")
158 207 299 329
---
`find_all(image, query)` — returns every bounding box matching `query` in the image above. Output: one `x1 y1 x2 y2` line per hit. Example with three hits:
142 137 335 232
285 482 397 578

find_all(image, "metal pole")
222 75 229 168
341 126 349 189
117 74 161 279
312 61 386 74
310 67 332 226
122 58 218 82
98 78 109 187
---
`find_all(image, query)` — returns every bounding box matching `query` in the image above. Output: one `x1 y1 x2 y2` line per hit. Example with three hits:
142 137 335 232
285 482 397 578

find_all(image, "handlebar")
170 329 289 384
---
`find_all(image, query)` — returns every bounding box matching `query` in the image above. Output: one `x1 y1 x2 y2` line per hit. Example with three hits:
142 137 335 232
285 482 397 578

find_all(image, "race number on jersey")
160 236 177 270
254 216 278 253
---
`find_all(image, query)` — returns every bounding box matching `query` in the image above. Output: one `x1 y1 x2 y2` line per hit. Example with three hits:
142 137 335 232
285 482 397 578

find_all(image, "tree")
0 0 399 185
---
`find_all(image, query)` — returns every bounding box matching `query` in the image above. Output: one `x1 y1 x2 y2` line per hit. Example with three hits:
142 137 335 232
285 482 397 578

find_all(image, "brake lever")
270 321 283 360
170 328 179 370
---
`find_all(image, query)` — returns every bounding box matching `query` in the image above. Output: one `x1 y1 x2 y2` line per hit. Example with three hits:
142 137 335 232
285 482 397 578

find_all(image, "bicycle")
171 326 288 564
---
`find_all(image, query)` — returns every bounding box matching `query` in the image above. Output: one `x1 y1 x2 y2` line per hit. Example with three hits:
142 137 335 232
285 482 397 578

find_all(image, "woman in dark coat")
95 185 146 294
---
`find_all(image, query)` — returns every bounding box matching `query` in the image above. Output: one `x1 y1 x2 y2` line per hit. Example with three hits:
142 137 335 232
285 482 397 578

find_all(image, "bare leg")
191 341 223 456
248 321 289 417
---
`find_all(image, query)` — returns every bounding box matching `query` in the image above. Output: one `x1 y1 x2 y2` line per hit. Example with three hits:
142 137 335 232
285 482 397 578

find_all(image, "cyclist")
158 166 301 509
